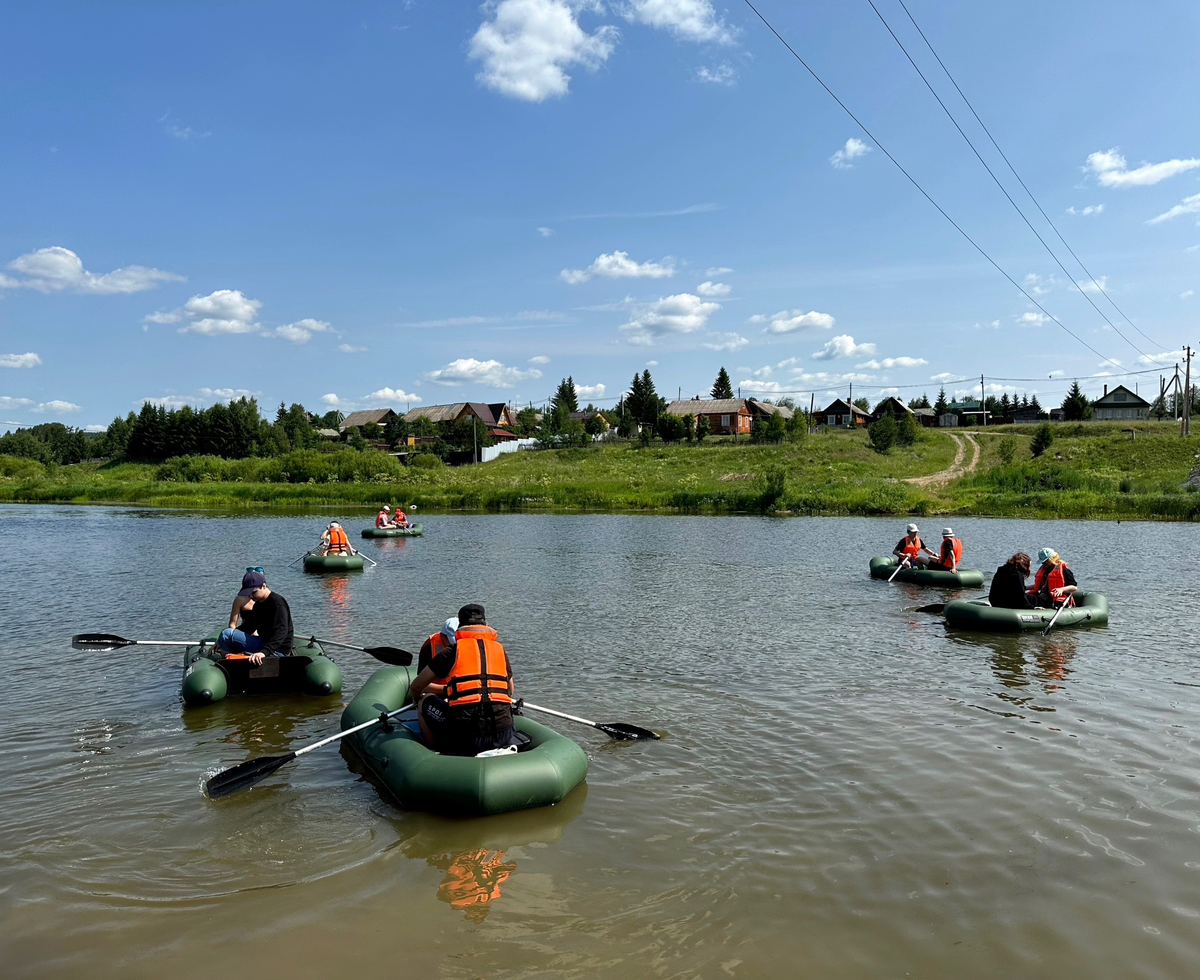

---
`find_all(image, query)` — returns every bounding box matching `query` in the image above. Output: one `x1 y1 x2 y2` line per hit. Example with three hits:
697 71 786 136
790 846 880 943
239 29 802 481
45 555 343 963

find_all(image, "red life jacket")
394 509 407 524
1030 562 1067 596
940 537 963 566
327 526 350 550
445 626 512 708
899 535 923 558
376 511 389 527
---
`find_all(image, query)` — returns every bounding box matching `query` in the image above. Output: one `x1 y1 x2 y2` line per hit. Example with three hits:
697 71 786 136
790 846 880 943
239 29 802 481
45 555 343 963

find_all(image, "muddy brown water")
2 505 1199 978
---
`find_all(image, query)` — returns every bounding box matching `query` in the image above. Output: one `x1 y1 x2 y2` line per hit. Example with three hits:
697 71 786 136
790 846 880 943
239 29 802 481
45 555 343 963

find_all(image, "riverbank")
2 422 1197 519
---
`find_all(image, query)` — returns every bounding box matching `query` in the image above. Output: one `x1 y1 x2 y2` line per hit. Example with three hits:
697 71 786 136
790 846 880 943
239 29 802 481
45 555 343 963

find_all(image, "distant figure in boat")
893 523 937 569
1028 548 1078 608
318 521 353 556
989 553 1035 609
375 505 391 528
927 527 963 573
216 570 294 666
390 504 410 528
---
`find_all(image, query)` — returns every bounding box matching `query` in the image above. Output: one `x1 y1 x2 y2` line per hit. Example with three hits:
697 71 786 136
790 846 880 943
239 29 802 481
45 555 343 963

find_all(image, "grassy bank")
2 423 1198 519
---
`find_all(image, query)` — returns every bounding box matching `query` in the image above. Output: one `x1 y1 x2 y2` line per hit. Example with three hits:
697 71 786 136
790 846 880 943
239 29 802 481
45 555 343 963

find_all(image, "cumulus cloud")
0 353 41 369
696 280 730 296
929 372 959 383
695 64 736 85
705 266 733 276
146 290 330 343
620 293 720 343
0 396 34 410
470 0 619 102
1137 350 1179 366
339 343 368 353
561 250 675 283
529 354 551 364
269 318 332 344
1183 290 1195 300
366 387 422 404
811 334 875 361
29 399 80 414
321 393 342 406
622 0 735 43
750 309 835 334
2 246 183 294
1047 369 1066 378
575 382 606 398
1148 192 1200 225
537 226 555 237
1076 276 1108 294
856 356 927 369
830 137 871 170
1023 272 1057 296
426 357 543 388
1066 204 1104 216
1018 312 1050 326
702 332 748 352
1086 148 1200 188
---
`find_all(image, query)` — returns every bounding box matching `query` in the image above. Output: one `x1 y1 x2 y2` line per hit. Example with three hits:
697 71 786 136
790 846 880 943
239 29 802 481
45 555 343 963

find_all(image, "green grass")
3 422 1199 520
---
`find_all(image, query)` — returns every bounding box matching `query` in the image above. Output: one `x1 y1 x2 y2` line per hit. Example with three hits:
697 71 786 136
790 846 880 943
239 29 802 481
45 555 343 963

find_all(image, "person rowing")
318 521 354 556
410 603 518 757
989 552 1035 609
928 527 963 573
418 617 458 672
375 505 391 528
893 523 937 569
1028 548 1078 608
389 504 410 528
216 570 294 666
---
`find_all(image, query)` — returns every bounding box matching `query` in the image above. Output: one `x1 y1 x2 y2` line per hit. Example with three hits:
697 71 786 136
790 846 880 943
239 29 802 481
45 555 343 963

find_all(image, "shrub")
867 413 896 453
997 437 1017 465
412 453 444 469
895 412 919 447
757 464 787 511
1030 422 1054 458
696 415 710 442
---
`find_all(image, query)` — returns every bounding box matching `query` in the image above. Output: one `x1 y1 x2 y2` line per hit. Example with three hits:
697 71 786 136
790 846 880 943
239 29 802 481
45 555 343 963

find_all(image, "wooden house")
1090 384 1150 421
664 398 752 435
815 399 868 427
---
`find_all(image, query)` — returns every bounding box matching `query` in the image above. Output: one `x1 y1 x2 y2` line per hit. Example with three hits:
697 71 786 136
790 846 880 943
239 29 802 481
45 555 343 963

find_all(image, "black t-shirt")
428 642 513 733
238 591 294 656
989 563 1033 609
895 536 923 556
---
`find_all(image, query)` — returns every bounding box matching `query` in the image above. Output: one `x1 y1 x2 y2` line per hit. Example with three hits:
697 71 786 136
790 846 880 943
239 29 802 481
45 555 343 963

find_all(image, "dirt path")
905 432 981 487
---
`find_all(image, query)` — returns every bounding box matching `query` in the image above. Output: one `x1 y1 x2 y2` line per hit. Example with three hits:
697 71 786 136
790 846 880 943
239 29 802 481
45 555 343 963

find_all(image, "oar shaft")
520 702 598 729
294 705 417 757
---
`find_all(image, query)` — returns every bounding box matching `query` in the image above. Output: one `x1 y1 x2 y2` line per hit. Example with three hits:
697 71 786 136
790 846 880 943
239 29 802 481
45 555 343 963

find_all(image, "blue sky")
2 0 1198 431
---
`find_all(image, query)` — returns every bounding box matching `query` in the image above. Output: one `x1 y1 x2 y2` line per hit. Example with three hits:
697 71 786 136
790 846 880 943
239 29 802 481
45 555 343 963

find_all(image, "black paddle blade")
363 646 414 666
914 604 947 614
72 633 133 651
205 752 297 799
597 722 660 741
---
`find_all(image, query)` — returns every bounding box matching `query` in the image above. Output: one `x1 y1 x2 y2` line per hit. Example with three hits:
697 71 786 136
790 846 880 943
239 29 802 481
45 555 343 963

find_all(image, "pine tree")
999 393 1011 417
1029 393 1042 413
551 377 579 415
867 412 896 452
1061 381 1091 421
934 387 948 416
711 367 734 399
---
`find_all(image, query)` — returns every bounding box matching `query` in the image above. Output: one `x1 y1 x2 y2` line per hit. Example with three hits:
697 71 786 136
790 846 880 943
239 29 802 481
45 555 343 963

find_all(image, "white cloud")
537 226 555 237
529 354 551 364
1137 350 1179 365
929 372 959 383
366 387 422 404
469 0 619 102
145 394 202 409
620 292 720 342
339 343 368 353
622 0 735 43
740 369 875 392
705 266 732 276
407 315 492 328
32 399 81 414
3 246 183 294
830 137 871 170
1183 290 1195 300
561 250 675 283
750 309 835 334
321 393 341 406
426 357 543 388
166 124 211 140
702 332 748 352
1018 312 1050 326
645 360 658 366
269 318 332 344
695 64 736 85
1086 148 1200 188
198 387 260 401
1066 204 1104 216
811 334 875 361
1048 369 1066 378
696 280 730 296
1023 272 1057 296
149 289 262 336
856 356 928 369
575 382 606 398
1187 245 1200 253
1148 192 1200 225
737 379 784 393
954 383 1020 400
1076 276 1108 294
84 424 106 433
0 396 34 410
0 353 41 369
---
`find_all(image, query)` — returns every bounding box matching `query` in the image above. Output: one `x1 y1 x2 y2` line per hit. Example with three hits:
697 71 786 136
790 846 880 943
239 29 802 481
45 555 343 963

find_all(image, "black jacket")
988 564 1033 609
239 591 294 656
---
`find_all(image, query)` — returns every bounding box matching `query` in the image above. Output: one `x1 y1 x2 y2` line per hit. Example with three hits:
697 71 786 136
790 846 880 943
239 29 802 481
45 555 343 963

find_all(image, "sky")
2 0 1199 432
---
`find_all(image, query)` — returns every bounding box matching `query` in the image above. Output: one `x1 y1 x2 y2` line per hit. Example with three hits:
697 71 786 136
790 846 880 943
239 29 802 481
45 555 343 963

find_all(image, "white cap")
906 523 919 533
441 617 459 643
942 527 953 536
383 505 390 510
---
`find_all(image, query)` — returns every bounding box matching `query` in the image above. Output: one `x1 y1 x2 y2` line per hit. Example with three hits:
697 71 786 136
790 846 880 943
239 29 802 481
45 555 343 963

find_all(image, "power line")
740 0 1124 370
893 0 1169 353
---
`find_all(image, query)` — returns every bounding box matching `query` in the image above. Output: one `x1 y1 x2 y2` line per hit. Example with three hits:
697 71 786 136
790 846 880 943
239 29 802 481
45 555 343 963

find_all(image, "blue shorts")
217 628 281 655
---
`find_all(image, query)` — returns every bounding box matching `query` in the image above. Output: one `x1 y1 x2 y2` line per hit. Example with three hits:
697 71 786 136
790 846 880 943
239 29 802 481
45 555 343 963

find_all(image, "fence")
480 438 537 463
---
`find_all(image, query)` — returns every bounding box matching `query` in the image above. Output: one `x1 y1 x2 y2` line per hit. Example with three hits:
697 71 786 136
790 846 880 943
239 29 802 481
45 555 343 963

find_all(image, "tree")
384 414 411 447
1151 391 1169 420
867 412 896 452
1061 381 1092 421
514 407 539 436
551 377 579 415
934 387 949 417
1030 422 1054 457
999 393 1011 418
1029 393 1042 413
853 397 871 412
895 411 919 447
318 409 344 429
711 367 734 399
909 392 931 409
625 370 664 425
696 414 710 442
657 413 687 443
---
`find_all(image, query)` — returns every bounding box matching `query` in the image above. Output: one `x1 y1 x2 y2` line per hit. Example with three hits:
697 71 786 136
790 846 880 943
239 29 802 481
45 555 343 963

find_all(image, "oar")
1041 595 1075 637
288 550 313 567
914 594 987 614
353 548 378 567
205 705 418 799
72 633 201 651
518 700 660 741
887 558 911 583
308 636 412 666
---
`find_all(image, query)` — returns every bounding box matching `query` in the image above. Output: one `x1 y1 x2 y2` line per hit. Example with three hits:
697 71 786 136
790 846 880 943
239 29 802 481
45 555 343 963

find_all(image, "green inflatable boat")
944 592 1109 633
182 633 342 706
361 523 424 538
341 666 589 816
870 556 985 588
303 552 365 572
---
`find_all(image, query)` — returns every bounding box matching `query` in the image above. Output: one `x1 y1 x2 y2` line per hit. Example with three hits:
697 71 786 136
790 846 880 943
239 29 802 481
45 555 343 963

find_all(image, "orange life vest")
394 509 407 524
376 511 389 527
940 537 963 566
419 630 451 672
327 526 349 550
445 626 512 708
1030 562 1067 596
900 535 923 558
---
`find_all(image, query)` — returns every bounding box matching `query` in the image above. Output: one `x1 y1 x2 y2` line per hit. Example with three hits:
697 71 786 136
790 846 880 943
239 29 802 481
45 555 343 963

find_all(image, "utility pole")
809 392 815 434
1184 346 1193 437
980 374 987 427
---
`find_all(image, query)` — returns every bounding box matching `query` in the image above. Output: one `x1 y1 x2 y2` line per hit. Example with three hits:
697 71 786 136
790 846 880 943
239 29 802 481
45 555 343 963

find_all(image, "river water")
1 505 1198 978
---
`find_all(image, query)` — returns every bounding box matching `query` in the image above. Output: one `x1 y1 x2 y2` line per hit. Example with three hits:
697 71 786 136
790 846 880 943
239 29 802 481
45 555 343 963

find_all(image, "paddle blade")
72 633 133 651
363 646 414 666
597 722 660 741
205 752 297 799
914 604 947 615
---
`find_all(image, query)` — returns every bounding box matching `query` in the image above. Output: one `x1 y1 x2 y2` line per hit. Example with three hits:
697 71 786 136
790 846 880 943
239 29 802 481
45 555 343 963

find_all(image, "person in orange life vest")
318 521 354 556
410 603 517 756
928 527 963 572
390 504 409 528
892 523 937 569
375 505 391 528
1028 548 1078 608
417 617 459 672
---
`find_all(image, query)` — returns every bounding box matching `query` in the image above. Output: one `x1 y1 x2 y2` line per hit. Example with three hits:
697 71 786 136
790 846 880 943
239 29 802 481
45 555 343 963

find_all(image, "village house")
339 408 396 431
664 398 753 435
747 398 794 421
1090 384 1150 421
404 402 518 441
815 398 868 428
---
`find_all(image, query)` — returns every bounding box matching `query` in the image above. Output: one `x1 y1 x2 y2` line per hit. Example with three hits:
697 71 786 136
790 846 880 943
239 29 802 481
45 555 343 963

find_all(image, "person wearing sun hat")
1027 548 1078 608
928 526 963 573
892 522 937 569
417 616 459 672
215 569 294 666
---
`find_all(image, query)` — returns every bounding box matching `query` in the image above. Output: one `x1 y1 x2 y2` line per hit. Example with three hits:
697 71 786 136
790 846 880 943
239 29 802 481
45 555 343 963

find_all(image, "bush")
895 412 919 447
657 413 688 443
757 464 787 511
696 415 710 442
412 453 444 469
867 413 896 453
1030 422 1054 458
997 437 1017 465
